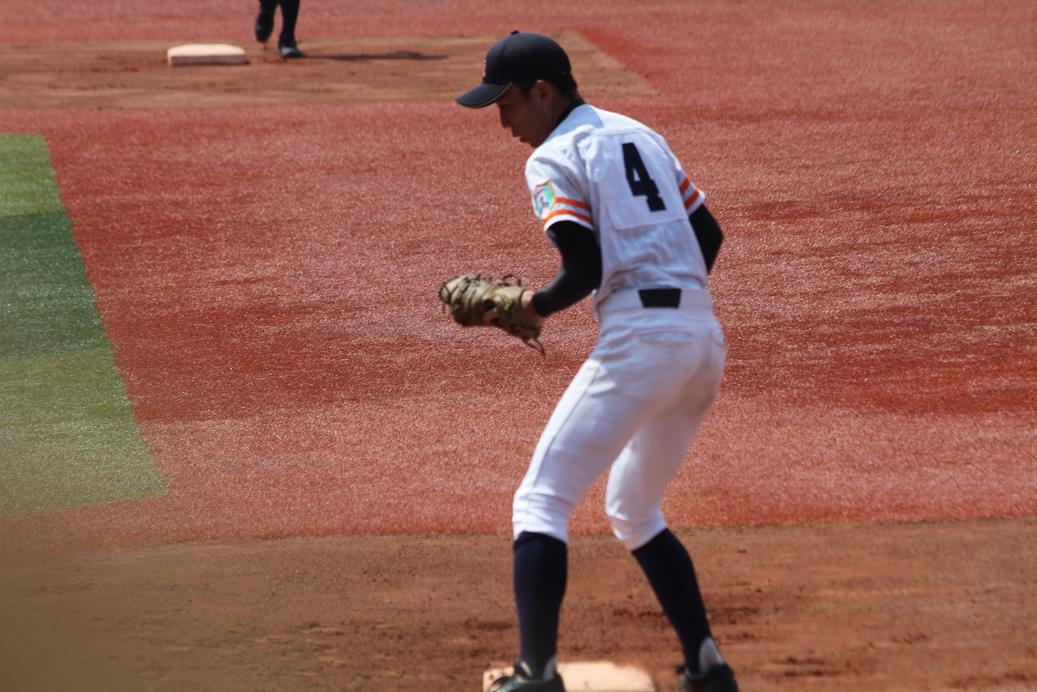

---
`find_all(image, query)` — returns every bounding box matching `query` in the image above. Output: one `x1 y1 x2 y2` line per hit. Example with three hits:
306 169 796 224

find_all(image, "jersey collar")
541 99 589 147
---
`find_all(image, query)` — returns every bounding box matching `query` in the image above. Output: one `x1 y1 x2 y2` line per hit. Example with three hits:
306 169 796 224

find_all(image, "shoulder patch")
532 180 556 220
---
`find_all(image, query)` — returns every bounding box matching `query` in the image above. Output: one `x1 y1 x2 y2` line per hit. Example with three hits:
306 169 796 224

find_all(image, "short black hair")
515 74 580 101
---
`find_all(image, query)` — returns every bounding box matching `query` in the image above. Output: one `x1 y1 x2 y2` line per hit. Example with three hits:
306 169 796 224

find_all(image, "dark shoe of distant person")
254 0 275 43
279 39 305 59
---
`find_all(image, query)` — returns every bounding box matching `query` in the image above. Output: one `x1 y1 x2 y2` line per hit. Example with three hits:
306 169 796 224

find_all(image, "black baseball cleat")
254 0 275 43
676 663 739 692
488 661 566 692
279 40 305 59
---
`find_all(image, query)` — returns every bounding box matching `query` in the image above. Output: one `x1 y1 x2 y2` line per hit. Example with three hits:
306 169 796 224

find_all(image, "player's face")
496 84 556 148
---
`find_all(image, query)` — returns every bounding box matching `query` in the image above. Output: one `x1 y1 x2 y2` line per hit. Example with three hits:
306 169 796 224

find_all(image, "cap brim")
456 82 511 108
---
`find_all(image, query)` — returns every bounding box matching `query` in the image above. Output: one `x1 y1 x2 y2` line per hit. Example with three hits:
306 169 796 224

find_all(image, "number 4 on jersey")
622 142 665 212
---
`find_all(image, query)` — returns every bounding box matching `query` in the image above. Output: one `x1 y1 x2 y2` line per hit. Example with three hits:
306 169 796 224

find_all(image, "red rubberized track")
2 1 1035 562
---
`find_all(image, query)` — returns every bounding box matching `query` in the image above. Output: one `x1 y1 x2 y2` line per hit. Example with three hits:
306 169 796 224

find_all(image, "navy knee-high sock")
513 531 567 679
632 529 713 673
278 0 300 45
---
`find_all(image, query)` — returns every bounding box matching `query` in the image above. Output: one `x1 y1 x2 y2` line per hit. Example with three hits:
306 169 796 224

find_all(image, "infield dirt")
4 520 1036 691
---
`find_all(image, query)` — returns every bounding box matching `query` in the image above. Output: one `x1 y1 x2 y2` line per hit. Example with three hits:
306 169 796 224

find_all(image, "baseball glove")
438 272 544 354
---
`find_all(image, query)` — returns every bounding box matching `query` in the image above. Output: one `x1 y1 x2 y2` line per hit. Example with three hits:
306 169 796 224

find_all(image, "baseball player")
456 32 738 692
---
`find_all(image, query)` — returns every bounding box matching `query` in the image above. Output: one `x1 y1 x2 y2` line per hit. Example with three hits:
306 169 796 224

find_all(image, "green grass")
0 135 165 515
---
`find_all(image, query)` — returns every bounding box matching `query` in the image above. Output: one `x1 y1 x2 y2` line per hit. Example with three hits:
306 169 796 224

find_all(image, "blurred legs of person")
254 0 304 58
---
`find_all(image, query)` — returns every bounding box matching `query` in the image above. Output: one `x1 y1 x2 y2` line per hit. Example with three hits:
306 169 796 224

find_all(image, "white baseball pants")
512 289 727 551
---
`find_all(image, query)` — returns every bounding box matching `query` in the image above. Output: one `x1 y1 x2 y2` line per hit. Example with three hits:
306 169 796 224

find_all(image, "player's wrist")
523 290 546 323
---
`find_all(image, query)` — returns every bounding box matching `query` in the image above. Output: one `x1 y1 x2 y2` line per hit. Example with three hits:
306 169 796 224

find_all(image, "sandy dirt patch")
0 34 651 110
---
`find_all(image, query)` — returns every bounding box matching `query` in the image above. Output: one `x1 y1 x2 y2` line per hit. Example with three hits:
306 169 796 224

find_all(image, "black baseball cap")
456 31 572 108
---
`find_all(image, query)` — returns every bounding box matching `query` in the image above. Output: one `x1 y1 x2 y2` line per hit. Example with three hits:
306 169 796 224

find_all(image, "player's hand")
482 292 542 327
520 290 545 329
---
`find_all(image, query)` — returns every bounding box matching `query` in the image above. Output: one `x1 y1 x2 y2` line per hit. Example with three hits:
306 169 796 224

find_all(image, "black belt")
638 288 682 308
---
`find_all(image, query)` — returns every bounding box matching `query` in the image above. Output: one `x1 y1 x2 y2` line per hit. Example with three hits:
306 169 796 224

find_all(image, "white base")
483 661 655 691
167 44 248 66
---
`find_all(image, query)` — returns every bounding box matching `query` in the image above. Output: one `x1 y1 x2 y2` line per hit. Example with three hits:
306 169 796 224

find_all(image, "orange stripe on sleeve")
679 177 691 195
683 188 701 209
543 208 593 227
555 196 590 211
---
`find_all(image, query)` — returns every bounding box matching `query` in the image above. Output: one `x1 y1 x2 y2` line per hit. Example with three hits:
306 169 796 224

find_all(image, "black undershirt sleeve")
690 203 723 273
531 221 602 318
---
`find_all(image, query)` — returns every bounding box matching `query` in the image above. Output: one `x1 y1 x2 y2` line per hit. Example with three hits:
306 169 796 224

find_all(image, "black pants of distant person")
259 0 301 48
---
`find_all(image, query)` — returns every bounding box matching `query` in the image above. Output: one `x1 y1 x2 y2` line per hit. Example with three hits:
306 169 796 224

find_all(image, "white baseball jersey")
524 104 709 313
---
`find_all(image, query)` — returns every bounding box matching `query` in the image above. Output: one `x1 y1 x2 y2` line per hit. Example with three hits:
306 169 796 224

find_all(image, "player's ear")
532 80 553 105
